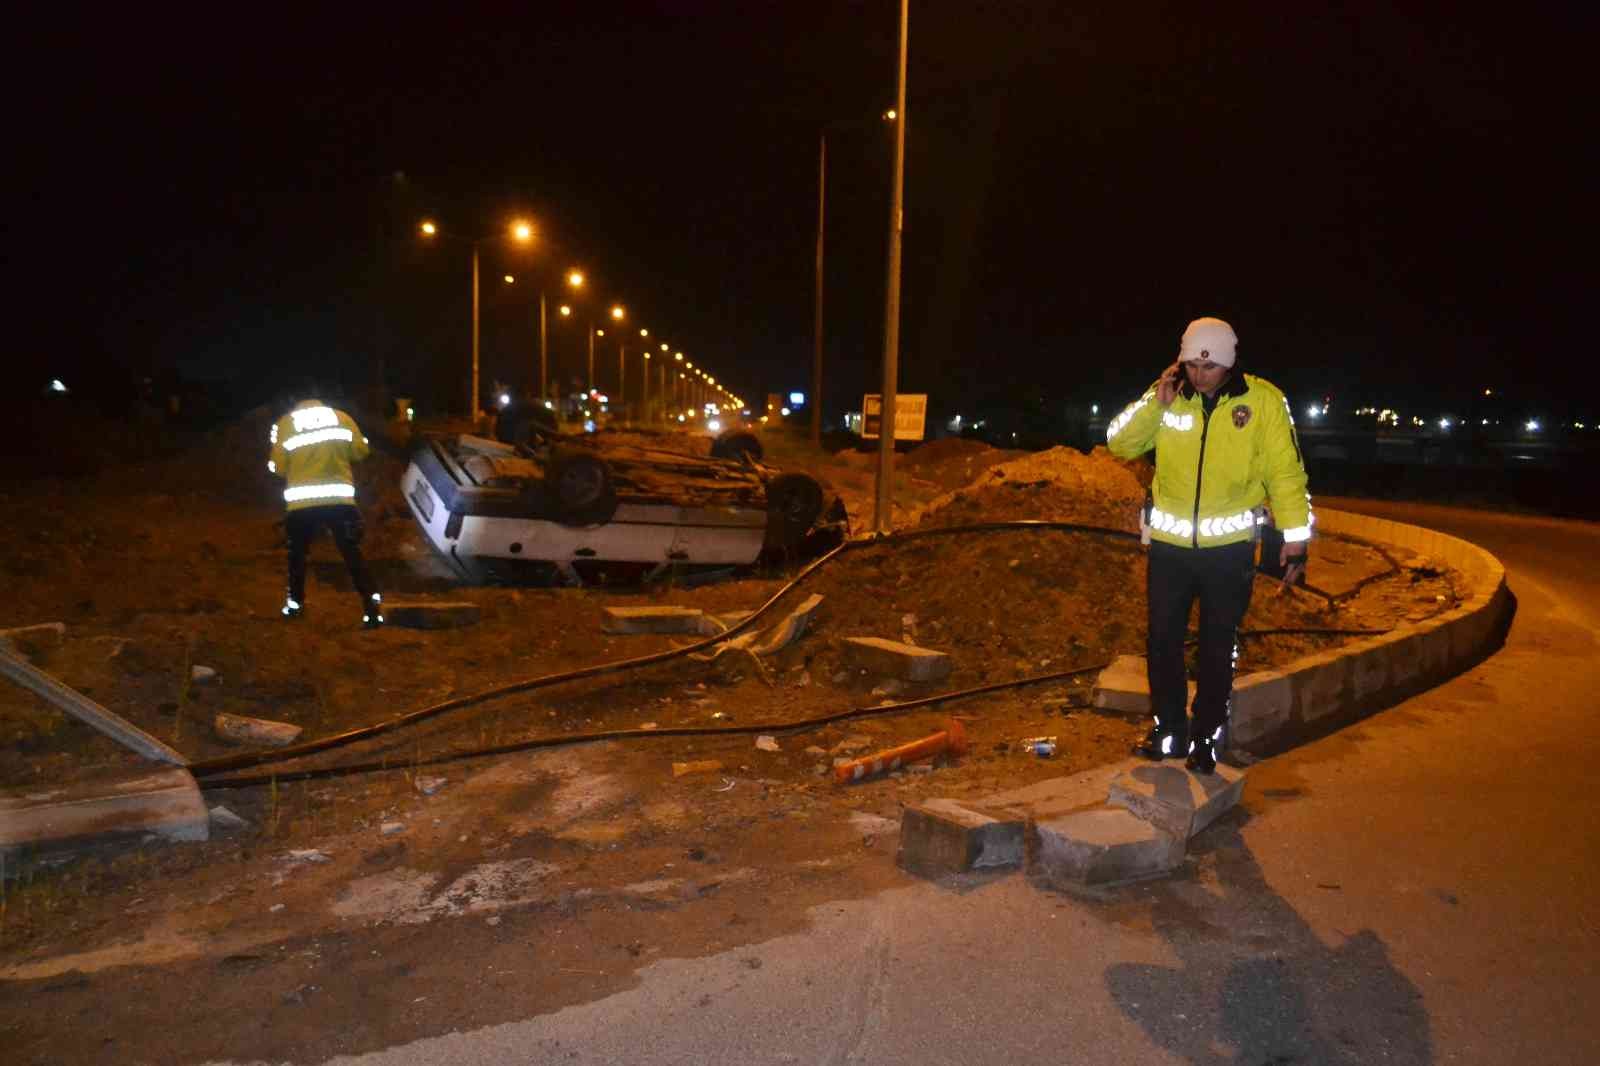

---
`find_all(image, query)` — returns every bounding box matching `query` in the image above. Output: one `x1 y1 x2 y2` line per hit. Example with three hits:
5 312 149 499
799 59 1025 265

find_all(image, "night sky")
15 2 1592 425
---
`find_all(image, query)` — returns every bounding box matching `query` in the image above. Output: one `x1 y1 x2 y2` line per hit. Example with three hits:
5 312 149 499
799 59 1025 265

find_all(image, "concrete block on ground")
0 623 66 659
973 762 1132 821
214 712 303 747
1107 762 1246 840
1091 655 1195 716
385 601 482 629
1347 633 1401 702
1 767 208 861
602 606 704 635
1031 808 1185 887
898 799 1025 876
843 637 951 682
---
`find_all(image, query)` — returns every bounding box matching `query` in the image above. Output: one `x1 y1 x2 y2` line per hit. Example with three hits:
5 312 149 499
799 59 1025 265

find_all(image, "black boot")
1133 724 1188 761
1185 736 1217 774
362 594 384 629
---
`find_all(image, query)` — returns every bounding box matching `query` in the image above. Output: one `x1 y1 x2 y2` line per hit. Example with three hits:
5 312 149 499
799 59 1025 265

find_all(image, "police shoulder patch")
1232 405 1252 429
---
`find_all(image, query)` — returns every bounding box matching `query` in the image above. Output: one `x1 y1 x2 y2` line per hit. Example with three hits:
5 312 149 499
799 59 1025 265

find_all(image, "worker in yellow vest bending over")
268 387 383 628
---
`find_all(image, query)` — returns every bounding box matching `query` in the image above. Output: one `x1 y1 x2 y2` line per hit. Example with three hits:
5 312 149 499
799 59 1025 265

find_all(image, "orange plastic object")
833 719 968 785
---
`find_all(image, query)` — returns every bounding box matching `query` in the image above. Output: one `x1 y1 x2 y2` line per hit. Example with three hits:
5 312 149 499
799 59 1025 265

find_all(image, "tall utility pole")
470 241 481 420
812 132 826 447
586 323 596 398
618 344 626 418
874 0 909 534
538 292 548 405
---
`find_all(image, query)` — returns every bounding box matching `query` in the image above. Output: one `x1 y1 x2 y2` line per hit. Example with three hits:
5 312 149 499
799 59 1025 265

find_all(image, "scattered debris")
270 903 286 913
190 664 218 684
714 778 737 792
414 776 447 796
1020 736 1058 757
380 822 406 836
214 712 304 748
283 849 331 864
831 735 874 754
834 720 968 784
208 805 249 831
803 745 827 756
755 735 780 752
870 678 906 698
672 759 724 778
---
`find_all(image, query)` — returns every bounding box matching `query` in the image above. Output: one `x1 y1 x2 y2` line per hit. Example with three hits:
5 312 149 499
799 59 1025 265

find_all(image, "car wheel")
545 448 617 524
711 430 763 463
764 472 825 549
497 405 559 448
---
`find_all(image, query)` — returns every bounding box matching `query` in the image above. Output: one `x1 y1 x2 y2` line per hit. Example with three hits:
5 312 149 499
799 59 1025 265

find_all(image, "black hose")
188 521 1393 783
189 521 1133 778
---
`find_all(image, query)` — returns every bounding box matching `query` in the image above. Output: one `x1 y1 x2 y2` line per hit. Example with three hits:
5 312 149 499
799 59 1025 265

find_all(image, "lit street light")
418 217 534 418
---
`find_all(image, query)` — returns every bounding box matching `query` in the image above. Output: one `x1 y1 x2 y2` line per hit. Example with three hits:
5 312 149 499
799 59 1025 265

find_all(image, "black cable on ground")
197 661 1115 791
188 520 1136 778
188 521 1396 783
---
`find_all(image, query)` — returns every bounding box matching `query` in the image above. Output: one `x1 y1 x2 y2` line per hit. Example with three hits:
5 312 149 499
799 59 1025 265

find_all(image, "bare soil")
0 411 1463 1064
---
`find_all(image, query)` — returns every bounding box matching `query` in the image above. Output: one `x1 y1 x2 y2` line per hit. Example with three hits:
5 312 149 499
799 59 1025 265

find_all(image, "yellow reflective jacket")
1106 372 1312 549
268 400 371 513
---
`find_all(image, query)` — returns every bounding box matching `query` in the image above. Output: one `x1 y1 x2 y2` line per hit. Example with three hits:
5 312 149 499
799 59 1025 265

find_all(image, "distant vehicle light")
1090 405 1098 415
543 400 554 410
1438 418 1452 430
760 415 769 423
781 407 791 417
498 393 511 407
597 394 609 404
406 406 415 421
1525 419 1540 432
677 414 686 423
741 409 750 417
1306 405 1320 419
583 419 596 433
49 378 67 393
707 419 721 432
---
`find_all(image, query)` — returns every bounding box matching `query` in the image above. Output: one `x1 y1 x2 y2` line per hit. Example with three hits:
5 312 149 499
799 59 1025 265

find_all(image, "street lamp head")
610 305 625 321
883 108 897 121
660 343 669 351
559 304 572 317
639 328 649 337
567 270 585 288
511 220 534 243
643 352 651 360
674 352 683 361
595 328 605 337
503 274 515 284
419 220 438 236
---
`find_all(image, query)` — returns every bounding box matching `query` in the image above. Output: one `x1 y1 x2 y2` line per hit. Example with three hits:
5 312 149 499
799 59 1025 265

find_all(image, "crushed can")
1019 735 1057 758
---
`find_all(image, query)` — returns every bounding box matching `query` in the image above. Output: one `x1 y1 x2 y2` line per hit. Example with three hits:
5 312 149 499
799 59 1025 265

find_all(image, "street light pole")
813 130 826 447
471 240 481 421
618 343 625 417
587 322 596 398
538 291 548 405
874 0 909 534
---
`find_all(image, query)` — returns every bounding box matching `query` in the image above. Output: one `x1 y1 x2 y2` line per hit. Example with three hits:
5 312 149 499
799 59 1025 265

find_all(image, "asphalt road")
236 500 1600 1066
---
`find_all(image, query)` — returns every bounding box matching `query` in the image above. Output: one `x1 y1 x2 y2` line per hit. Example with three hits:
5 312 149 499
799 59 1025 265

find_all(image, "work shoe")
1185 737 1218 775
362 611 384 630
282 600 303 620
1133 726 1187 761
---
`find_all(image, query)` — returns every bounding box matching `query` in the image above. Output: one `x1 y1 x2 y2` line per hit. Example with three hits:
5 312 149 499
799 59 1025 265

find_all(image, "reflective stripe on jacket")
269 400 371 513
1106 372 1312 549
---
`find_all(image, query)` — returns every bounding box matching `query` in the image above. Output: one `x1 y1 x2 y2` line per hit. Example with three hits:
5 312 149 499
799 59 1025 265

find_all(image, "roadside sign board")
861 393 928 441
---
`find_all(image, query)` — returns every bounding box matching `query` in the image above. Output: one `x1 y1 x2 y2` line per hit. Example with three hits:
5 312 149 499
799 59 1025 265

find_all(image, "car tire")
764 472 825 549
545 448 617 525
497 405 559 448
710 430 763 463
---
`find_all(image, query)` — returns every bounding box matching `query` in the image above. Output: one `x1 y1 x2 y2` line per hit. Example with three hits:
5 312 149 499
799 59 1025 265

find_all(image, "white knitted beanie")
1178 317 1238 367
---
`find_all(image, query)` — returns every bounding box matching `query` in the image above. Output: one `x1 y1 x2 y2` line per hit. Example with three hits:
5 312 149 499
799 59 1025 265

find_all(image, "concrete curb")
1229 506 1512 753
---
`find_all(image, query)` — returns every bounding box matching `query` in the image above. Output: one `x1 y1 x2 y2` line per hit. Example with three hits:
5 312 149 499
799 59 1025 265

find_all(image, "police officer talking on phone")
1105 317 1312 772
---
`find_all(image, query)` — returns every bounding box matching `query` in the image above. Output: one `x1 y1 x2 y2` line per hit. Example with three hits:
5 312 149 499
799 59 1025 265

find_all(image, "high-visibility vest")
268 400 371 513
1106 372 1312 549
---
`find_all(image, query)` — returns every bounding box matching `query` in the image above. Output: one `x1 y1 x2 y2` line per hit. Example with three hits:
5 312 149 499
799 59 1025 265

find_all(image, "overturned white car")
403 432 845 584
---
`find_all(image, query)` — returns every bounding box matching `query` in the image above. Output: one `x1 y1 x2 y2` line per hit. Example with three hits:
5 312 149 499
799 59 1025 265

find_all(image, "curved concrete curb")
1228 506 1513 752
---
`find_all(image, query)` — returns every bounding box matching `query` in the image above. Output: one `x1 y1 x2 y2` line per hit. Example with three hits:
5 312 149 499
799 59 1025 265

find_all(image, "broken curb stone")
899 799 1025 876
208 805 249 831
843 637 951 682
1092 654 1195 716
602 606 704 635
672 759 724 778
384 601 482 629
1107 762 1246 840
214 712 303 748
1031 808 1185 887
755 735 780 752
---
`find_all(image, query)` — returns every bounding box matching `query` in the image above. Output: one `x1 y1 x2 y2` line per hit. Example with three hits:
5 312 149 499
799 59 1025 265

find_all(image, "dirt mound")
913 446 1151 531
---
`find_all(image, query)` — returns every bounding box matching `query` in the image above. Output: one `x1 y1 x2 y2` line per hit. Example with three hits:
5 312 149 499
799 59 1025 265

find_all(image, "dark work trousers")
1146 538 1257 747
285 504 378 611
